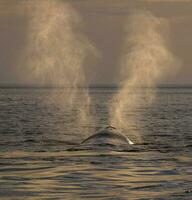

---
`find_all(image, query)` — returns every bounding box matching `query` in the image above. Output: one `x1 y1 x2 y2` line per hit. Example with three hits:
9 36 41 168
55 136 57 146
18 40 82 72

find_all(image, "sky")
0 0 192 85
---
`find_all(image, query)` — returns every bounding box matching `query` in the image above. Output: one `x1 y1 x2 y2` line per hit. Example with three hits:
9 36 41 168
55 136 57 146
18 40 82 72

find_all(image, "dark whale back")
81 126 134 146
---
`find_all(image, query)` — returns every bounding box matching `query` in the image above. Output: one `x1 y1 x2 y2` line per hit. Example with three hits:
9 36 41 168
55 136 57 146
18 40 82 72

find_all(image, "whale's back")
81 126 134 146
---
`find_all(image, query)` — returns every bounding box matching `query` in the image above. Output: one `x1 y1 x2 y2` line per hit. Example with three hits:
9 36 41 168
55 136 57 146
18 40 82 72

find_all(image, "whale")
81 126 134 146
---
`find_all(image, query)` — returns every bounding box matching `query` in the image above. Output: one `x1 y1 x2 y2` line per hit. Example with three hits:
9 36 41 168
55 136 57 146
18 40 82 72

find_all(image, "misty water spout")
19 0 96 133
110 10 178 142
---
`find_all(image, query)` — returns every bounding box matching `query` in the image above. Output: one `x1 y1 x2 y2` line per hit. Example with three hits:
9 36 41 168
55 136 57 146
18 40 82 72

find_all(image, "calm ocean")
0 87 191 199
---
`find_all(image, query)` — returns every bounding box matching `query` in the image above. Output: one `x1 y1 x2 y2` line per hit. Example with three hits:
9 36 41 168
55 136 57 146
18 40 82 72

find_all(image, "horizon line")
0 83 192 89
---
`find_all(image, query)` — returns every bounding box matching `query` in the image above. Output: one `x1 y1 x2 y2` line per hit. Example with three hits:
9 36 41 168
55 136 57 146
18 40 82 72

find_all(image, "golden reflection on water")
0 150 191 199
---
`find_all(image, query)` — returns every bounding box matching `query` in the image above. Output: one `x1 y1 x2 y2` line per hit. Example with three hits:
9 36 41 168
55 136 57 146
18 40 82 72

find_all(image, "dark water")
0 87 191 200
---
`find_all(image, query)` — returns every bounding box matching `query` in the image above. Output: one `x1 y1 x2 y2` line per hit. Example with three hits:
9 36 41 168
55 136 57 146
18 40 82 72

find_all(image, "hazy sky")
0 0 192 85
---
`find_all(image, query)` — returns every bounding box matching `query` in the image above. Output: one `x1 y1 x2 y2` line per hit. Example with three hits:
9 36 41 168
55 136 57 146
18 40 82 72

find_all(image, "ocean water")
0 87 191 200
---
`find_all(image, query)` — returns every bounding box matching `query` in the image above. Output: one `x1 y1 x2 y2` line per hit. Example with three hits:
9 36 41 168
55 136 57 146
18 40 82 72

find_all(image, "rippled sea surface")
0 87 191 200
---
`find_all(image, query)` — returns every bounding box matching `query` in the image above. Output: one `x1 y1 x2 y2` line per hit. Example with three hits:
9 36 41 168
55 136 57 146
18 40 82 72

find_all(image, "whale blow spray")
20 0 96 133
110 10 178 142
